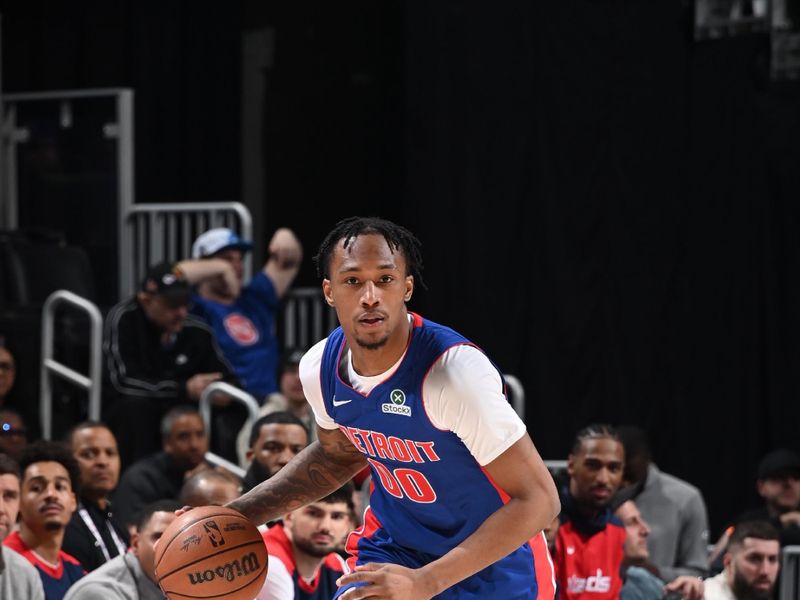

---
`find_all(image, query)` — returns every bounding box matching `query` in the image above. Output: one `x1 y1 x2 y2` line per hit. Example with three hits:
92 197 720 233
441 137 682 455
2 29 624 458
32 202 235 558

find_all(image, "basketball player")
225 216 559 599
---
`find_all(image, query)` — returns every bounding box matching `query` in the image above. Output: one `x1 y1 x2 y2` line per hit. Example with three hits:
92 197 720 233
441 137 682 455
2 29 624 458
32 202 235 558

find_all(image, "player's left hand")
337 563 436 599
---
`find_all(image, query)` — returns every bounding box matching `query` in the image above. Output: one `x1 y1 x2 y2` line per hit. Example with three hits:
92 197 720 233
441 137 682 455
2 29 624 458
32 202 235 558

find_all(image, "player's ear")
404 275 414 302
566 454 576 478
322 280 335 307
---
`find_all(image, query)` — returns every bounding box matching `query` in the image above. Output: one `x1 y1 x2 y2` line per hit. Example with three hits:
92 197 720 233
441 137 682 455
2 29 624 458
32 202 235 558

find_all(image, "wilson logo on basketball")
223 314 259 345
187 552 261 585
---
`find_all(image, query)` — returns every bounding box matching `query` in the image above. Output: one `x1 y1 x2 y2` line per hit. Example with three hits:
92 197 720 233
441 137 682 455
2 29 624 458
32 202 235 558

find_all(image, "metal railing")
121 201 253 298
282 287 338 351
40 290 103 440
198 381 261 479
781 545 800 600
504 373 525 421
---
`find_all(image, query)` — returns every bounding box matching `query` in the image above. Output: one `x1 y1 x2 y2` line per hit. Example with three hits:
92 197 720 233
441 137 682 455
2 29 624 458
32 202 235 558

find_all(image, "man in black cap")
709 448 800 574
739 449 800 543
102 261 238 467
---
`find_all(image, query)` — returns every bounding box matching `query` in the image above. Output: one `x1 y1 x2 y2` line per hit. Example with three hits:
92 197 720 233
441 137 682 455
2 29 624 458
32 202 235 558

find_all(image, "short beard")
731 570 774 600
294 537 335 559
44 522 64 532
354 335 389 351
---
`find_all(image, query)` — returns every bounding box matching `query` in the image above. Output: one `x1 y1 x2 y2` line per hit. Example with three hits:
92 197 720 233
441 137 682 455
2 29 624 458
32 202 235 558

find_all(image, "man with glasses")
103 262 238 466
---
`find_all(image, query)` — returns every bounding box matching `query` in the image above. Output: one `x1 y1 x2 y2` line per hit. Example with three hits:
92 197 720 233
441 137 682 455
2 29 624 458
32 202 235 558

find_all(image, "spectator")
0 408 29 460
0 339 38 439
185 226 302 401
257 483 354 600
112 406 210 528
0 343 16 406
261 349 314 434
703 520 779 600
236 349 315 465
3 441 84 599
64 499 182 600
615 499 704 600
62 422 130 572
242 412 309 494
617 425 709 580
179 468 242 507
0 453 45 599
554 424 626 599
103 261 240 466
709 448 800 573
740 448 800 543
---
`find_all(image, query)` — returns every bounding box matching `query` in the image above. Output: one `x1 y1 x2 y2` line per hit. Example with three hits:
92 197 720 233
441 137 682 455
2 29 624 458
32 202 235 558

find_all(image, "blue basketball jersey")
319 313 554 599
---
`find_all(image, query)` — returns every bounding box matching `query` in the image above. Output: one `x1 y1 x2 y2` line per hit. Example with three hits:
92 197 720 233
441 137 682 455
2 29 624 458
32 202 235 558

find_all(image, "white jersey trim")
299 337 526 466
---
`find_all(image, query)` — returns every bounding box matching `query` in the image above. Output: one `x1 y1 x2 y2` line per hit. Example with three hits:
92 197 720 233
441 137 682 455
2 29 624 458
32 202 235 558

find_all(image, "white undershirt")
299 334 526 466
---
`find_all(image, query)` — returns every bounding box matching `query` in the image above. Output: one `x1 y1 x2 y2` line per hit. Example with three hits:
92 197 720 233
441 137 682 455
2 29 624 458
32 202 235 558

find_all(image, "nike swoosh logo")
332 398 353 407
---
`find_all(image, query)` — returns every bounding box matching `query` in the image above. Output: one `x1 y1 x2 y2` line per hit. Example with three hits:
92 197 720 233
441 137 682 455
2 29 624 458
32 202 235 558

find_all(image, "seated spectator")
709 447 800 573
0 408 29 460
0 453 45 599
112 406 211 528
617 425 709 580
64 500 182 600
179 468 242 507
237 349 315 465
103 261 240 466
0 340 17 409
185 226 302 402
62 422 130 572
3 441 85 599
554 424 626 599
703 520 780 600
242 412 309 494
740 448 800 543
615 499 704 600
257 483 354 600
0 339 39 439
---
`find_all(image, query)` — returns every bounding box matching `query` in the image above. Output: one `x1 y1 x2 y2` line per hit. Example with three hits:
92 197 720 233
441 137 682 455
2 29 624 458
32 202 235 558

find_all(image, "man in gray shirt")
64 500 181 600
0 453 45 599
617 425 709 581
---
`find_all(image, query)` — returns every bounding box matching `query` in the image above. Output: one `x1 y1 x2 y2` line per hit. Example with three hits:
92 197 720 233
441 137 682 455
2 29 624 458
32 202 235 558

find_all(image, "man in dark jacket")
62 422 129 572
103 261 239 465
111 406 211 528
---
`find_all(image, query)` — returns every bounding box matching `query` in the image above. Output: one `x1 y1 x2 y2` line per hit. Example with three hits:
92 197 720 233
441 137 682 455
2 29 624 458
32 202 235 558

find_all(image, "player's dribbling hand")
337 563 436 600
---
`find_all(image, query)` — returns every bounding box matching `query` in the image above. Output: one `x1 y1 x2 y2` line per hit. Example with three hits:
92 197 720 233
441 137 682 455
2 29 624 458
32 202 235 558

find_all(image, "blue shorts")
334 520 553 599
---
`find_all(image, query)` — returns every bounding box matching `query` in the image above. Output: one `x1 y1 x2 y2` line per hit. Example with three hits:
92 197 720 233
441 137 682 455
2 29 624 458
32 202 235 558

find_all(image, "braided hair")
570 423 620 455
312 216 426 289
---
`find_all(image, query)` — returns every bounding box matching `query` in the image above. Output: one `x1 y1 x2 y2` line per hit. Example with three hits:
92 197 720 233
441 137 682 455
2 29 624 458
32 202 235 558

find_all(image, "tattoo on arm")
229 428 366 524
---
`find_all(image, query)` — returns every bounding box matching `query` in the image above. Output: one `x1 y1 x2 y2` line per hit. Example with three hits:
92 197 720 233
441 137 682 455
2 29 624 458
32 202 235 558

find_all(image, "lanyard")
78 504 128 562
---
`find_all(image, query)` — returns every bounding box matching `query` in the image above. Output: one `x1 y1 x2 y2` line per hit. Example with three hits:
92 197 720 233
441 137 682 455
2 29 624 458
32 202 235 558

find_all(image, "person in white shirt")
703 520 779 600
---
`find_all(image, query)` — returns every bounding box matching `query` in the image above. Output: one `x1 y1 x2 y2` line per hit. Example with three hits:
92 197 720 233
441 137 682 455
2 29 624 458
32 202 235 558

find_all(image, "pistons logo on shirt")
223 314 259 345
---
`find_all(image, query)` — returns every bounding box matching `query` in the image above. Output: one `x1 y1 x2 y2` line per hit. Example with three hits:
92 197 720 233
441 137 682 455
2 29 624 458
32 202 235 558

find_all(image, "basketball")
154 506 268 600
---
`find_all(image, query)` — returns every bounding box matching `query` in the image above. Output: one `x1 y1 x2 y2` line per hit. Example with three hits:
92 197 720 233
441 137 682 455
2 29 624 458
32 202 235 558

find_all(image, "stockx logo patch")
382 389 411 416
